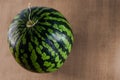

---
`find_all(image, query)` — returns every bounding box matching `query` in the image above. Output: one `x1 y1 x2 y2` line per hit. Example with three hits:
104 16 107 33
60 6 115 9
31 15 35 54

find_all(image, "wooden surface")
1 0 120 80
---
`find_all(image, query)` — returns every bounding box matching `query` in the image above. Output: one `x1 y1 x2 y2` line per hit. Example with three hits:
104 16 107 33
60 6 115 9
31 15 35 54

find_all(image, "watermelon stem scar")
27 3 38 28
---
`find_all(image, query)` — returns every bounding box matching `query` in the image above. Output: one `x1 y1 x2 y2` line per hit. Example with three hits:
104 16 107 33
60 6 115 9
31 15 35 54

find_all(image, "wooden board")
0 0 120 80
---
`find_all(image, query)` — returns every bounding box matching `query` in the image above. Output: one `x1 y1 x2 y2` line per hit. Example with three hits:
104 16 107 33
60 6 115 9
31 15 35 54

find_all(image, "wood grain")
0 0 120 80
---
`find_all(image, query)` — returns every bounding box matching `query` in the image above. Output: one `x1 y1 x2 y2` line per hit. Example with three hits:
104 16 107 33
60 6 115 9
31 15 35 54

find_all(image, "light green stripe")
44 17 70 27
34 25 46 32
41 52 50 60
53 24 74 42
59 25 72 37
30 30 40 46
30 50 37 62
51 12 64 17
36 45 43 55
28 42 33 52
43 61 52 67
36 7 50 15
46 64 57 72
56 33 72 52
48 29 54 33
15 52 21 63
46 34 60 49
55 56 60 62
31 8 40 15
46 35 68 59
40 22 51 26
10 47 14 54
32 28 45 41
39 12 50 19
21 53 31 69
42 40 56 56
53 24 73 37
14 14 20 19
58 48 68 59
34 63 43 72
71 33 74 43
31 37 39 46
30 50 43 72
20 49 24 53
57 60 63 68
15 34 24 64
22 31 27 45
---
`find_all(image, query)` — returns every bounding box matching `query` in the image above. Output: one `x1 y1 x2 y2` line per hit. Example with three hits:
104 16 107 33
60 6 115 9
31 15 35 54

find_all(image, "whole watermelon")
8 7 74 73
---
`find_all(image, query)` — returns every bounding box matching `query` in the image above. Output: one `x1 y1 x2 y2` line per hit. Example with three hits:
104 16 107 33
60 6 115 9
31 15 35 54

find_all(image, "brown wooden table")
0 0 120 80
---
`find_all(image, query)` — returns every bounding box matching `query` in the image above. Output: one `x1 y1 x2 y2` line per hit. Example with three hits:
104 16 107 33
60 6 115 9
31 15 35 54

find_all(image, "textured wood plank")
0 0 120 80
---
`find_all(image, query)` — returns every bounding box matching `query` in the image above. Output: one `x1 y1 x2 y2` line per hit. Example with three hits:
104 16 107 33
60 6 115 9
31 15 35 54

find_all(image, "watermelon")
8 7 74 73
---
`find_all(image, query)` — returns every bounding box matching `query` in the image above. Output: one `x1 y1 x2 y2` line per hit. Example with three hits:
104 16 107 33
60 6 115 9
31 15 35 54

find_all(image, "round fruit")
8 7 74 73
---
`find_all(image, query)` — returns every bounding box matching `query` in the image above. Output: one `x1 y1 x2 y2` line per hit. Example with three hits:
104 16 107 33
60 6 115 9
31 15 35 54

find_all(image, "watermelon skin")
8 7 74 73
